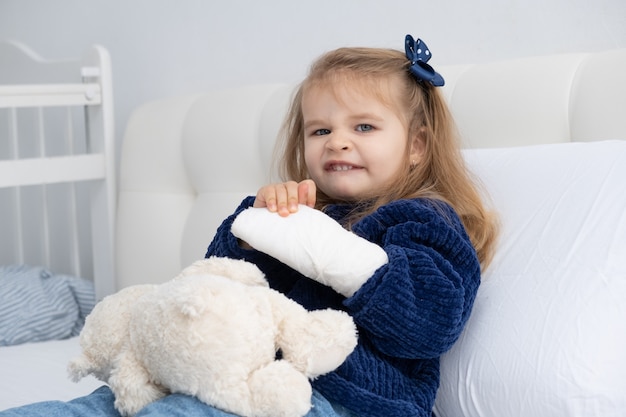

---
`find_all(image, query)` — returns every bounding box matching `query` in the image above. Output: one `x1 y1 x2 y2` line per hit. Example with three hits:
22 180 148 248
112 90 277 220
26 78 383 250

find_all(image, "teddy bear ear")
178 296 206 317
162 279 212 318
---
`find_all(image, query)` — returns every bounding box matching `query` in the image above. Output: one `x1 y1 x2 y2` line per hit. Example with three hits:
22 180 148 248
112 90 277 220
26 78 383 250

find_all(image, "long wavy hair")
275 46 499 269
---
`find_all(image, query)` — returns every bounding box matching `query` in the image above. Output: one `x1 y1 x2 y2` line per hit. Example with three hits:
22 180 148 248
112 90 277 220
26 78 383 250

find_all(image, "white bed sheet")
0 337 104 410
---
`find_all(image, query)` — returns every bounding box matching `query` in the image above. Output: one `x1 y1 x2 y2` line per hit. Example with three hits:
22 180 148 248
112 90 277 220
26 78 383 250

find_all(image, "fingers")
298 179 316 208
254 181 298 214
253 180 316 216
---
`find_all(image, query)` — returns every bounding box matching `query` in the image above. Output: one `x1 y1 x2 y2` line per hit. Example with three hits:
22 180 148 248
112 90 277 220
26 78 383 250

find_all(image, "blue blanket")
0 264 95 346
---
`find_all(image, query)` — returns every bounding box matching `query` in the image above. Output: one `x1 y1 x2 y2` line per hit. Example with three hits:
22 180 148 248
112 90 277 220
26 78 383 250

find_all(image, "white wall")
1 0 625 165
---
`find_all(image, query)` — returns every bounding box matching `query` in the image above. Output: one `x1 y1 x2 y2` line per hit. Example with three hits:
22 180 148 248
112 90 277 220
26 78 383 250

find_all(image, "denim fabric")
1 386 119 417
0 386 354 417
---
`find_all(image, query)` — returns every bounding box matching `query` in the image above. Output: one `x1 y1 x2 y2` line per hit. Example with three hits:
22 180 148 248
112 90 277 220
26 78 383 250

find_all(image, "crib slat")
65 106 83 280
36 107 51 268
0 154 105 188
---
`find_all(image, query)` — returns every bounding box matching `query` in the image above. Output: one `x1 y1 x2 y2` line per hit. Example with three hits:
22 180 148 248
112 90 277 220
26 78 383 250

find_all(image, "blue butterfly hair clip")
404 34 444 87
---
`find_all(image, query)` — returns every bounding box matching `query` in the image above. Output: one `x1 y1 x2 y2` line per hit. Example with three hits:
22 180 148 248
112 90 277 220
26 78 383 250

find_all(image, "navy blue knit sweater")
205 196 481 417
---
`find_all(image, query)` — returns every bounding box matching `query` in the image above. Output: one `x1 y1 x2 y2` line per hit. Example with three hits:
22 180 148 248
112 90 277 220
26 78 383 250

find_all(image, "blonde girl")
220 34 498 416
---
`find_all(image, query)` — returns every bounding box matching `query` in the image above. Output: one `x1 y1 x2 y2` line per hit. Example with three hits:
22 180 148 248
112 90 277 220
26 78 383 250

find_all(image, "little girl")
1 35 498 417
206 34 498 417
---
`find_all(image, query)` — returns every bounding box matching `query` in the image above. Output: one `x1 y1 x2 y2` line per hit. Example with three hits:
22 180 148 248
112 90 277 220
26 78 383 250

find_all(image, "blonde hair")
276 46 499 269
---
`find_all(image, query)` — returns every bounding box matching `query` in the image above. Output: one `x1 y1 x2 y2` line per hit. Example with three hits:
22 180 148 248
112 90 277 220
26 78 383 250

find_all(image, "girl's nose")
325 132 351 151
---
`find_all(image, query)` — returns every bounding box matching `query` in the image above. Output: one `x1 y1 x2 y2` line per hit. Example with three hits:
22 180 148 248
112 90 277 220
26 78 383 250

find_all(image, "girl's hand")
253 180 316 217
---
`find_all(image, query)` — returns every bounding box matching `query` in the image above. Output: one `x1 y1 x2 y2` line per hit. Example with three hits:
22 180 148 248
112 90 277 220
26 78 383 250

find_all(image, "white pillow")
434 140 626 417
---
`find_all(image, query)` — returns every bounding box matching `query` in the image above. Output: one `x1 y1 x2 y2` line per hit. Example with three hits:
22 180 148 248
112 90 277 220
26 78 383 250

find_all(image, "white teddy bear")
68 256 358 417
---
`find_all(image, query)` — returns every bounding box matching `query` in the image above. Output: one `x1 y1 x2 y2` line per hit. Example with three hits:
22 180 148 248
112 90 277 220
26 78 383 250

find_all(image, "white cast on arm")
231 205 388 297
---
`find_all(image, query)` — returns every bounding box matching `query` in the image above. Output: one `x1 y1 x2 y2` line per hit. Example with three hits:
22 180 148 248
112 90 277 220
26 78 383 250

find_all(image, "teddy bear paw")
247 360 312 417
299 309 358 378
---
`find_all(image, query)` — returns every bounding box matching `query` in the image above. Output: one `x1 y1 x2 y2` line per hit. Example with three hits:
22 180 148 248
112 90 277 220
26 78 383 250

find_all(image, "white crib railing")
0 41 115 300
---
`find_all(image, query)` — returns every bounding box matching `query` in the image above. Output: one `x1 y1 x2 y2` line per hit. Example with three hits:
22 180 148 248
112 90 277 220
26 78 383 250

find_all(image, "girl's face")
302 80 423 201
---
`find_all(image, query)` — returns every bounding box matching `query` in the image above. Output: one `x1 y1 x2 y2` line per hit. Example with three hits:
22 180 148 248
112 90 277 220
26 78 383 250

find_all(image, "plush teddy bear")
68 256 358 417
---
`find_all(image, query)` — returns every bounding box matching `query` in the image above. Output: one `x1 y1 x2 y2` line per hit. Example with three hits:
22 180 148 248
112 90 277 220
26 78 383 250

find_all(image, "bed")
0 41 114 407
2 42 626 416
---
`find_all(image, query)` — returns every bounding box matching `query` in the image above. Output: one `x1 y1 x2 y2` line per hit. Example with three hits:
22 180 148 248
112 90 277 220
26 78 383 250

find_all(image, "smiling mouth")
327 164 361 171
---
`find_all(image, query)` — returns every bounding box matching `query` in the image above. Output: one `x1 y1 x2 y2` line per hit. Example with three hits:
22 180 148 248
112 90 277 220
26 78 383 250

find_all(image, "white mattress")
0 337 104 410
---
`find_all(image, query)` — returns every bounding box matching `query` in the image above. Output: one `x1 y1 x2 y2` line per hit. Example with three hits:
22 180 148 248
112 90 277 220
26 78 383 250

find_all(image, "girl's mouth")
325 163 362 171
330 164 354 171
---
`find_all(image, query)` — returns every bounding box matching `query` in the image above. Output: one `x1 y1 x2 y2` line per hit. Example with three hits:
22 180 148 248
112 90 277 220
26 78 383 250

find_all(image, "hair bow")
404 34 445 87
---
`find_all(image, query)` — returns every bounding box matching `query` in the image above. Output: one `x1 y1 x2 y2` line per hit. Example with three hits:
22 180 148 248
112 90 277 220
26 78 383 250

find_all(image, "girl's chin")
325 188 373 202
318 179 380 201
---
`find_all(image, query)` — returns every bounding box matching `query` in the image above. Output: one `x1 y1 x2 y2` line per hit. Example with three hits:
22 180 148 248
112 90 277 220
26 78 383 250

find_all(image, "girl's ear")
409 129 427 164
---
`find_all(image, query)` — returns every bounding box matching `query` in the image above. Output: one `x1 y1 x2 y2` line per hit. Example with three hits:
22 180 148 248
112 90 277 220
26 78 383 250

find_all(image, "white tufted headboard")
116 48 626 289
116 49 626 417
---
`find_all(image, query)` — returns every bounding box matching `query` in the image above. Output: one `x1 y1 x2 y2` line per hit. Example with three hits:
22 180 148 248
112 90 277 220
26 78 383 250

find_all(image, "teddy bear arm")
271 291 358 378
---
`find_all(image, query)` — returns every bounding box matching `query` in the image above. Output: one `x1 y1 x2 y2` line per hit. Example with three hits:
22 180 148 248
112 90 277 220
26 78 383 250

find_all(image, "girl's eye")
313 128 331 136
356 124 373 132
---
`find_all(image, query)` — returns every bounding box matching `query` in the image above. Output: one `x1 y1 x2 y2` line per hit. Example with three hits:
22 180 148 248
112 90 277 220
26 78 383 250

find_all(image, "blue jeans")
0 386 356 417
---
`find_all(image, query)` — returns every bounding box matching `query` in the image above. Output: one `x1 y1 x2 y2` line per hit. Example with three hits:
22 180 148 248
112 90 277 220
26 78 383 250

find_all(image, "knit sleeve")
204 196 255 260
344 199 481 359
